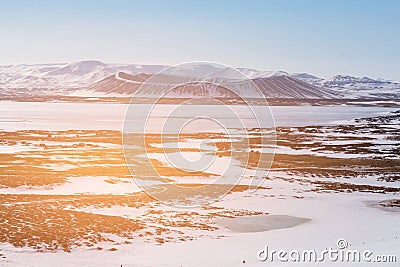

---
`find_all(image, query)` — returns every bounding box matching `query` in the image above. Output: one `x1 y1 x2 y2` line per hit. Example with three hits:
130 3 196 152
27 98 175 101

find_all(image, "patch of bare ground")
379 199 400 208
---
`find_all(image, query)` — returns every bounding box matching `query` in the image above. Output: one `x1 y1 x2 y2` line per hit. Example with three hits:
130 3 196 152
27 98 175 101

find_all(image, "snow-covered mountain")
0 60 399 99
232 70 400 99
0 60 167 89
304 75 400 99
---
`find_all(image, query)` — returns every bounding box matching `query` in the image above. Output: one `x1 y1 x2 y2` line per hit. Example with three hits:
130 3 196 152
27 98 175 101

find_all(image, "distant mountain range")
1 60 399 99
0 60 166 89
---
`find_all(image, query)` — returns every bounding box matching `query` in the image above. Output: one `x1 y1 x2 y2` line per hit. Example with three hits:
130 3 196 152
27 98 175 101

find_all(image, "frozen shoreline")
0 101 397 131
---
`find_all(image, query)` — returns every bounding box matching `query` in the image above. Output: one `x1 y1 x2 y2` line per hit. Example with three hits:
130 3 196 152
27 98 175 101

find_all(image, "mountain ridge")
1 61 399 99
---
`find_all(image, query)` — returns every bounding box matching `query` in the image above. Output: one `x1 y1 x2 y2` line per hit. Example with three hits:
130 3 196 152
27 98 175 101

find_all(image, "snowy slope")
236 68 290 79
315 75 400 99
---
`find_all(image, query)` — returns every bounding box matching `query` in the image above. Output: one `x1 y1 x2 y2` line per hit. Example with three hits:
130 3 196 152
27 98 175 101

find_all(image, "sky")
0 0 399 80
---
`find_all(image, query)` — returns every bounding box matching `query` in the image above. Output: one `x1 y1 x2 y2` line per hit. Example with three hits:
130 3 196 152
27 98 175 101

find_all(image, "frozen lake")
0 101 397 131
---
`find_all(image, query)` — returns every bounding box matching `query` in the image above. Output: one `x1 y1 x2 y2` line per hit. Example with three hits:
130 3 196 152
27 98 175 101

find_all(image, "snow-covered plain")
1 185 399 267
0 102 399 266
